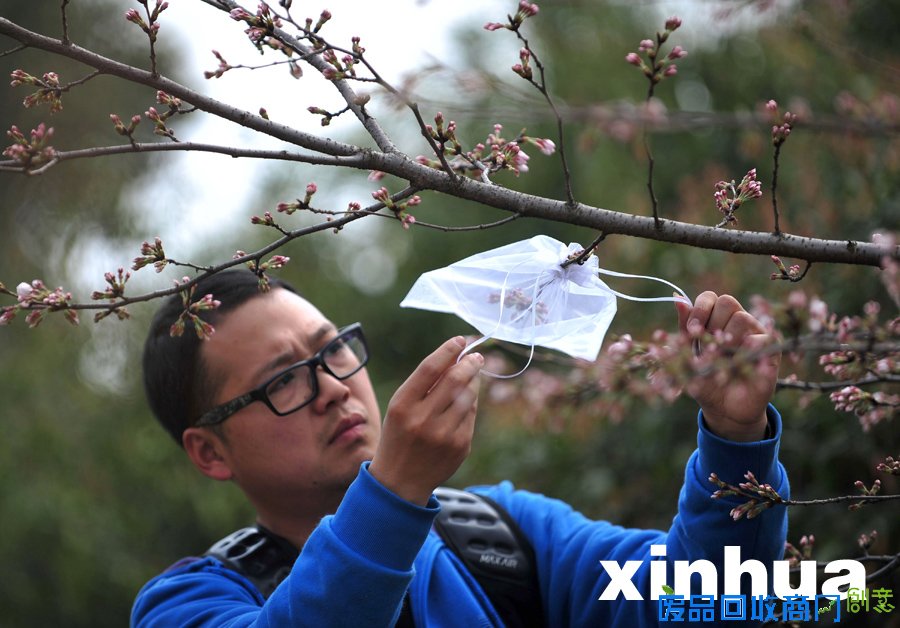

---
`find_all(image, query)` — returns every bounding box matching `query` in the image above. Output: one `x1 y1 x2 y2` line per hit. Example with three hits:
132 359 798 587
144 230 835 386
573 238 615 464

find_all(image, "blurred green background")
1 1 898 625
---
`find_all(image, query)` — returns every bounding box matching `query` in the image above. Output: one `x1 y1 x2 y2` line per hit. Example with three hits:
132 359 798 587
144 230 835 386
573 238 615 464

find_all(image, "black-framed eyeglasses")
194 323 369 428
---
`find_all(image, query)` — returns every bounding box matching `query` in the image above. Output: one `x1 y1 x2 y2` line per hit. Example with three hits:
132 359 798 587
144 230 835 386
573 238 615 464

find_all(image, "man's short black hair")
142 270 297 444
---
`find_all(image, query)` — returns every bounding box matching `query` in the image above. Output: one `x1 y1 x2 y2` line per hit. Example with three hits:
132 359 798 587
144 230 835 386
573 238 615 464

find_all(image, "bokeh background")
1 1 898 625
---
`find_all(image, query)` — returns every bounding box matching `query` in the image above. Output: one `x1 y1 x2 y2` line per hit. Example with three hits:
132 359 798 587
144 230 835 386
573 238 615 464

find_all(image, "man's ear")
182 427 234 481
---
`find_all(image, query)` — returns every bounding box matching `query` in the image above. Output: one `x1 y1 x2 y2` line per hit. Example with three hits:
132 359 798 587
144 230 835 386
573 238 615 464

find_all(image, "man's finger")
400 336 467 400
706 294 743 333
686 291 718 338
430 353 483 415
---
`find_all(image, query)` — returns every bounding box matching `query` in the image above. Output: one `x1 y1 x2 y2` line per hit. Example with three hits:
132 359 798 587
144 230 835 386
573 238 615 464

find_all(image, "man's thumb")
673 293 691 332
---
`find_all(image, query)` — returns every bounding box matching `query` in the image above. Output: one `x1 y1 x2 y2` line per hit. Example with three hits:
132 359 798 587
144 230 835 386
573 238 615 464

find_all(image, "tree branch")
1 17 897 268
0 17 362 158
0 142 374 171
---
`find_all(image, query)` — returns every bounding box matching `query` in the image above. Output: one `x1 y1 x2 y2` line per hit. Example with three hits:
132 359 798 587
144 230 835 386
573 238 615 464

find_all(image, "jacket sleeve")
476 404 789 627
131 462 438 628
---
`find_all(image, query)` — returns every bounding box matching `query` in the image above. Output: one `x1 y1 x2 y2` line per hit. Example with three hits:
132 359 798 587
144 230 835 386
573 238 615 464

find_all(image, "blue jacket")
131 407 788 627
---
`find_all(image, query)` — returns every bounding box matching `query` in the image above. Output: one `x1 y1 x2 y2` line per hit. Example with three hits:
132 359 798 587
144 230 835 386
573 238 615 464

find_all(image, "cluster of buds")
769 255 803 281
144 90 183 140
819 351 863 380
261 254 290 271
203 50 233 80
512 48 533 80
601 330 692 404
765 99 797 146
132 236 168 273
109 113 141 140
775 289 858 337
371 187 419 229
487 288 550 323
250 211 277 227
526 136 556 155
232 252 290 292
321 48 358 81
91 268 131 301
91 268 132 322
832 386 898 432
304 9 332 34
858 530 878 552
713 168 763 227
125 0 168 43
876 455 900 475
1 279 79 328
624 17 686 84
709 470 784 521
169 278 220 339
10 69 64 114
854 478 882 496
770 289 898 430
479 124 530 175
484 0 539 32
275 182 318 215
784 534 816 567
350 36 365 56
816 302 896 366
416 121 555 180
230 3 283 49
3 123 57 169
495 131 529 174
848 477 883 511
307 105 339 127
424 111 462 157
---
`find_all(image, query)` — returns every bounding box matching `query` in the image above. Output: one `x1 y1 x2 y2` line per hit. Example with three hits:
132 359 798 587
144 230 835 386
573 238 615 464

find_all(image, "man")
132 269 788 626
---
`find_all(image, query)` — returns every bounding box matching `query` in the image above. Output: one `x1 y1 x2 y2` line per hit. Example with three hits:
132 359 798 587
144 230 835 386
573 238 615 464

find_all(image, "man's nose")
311 366 351 413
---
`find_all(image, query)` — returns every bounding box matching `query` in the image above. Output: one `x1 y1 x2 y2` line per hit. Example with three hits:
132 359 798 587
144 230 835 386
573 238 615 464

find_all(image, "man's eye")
269 371 296 393
324 338 346 356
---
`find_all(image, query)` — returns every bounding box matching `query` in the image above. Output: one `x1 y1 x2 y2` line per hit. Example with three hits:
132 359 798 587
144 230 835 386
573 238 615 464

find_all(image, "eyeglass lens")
264 329 367 414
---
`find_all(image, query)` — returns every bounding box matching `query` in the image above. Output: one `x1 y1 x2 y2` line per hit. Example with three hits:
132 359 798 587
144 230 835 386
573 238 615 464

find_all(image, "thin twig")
560 231 607 268
410 213 520 232
778 374 900 392
61 0 70 44
0 44 27 58
0 141 373 174
782 494 900 507
61 69 102 91
408 102 457 179
643 107 660 227
772 141 782 234
784 553 900 582
512 28 575 207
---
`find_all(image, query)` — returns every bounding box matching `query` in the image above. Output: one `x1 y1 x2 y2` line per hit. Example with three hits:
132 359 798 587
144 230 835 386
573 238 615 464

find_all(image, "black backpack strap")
433 487 546 628
204 489 546 627
204 526 298 599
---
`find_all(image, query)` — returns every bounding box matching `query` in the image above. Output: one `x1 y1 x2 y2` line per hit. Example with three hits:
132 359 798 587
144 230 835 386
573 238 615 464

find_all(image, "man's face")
198 288 382 510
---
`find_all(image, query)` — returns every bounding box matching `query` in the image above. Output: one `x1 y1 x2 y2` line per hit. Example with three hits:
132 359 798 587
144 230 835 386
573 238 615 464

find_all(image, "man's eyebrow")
308 322 338 346
253 323 338 382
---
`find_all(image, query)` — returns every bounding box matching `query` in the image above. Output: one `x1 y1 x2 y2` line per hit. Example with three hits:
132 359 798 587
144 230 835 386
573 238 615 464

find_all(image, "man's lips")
328 414 366 445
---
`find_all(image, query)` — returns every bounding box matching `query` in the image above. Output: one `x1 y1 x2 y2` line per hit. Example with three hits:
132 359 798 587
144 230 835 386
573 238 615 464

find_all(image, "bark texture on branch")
1 16 897 268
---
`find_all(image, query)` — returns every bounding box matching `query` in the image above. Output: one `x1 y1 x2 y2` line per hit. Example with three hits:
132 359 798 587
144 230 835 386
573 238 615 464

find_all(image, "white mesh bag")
401 235 692 375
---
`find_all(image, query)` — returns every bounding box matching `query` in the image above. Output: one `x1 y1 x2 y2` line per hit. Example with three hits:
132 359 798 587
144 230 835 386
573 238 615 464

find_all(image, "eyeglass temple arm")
194 392 256 427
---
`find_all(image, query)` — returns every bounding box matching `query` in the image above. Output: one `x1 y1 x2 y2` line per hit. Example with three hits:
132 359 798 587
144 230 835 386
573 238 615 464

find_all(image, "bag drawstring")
458 261 693 379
